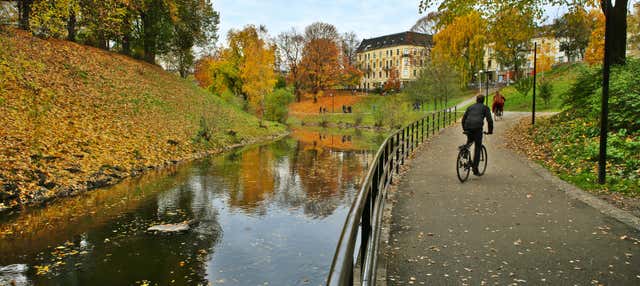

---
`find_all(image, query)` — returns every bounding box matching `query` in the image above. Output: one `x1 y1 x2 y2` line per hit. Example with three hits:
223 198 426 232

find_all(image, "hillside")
0 27 286 211
497 63 581 111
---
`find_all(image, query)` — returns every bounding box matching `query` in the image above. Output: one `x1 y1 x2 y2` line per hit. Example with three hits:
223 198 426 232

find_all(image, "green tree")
165 0 219 78
405 59 461 111
514 76 533 97
538 80 552 105
264 88 294 123
553 5 593 61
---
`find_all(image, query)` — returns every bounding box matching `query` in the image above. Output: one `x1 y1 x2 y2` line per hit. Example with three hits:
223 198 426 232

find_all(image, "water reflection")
0 129 383 285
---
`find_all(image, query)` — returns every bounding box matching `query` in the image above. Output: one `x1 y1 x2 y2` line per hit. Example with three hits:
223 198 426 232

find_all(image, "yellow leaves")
585 10 605 65
0 28 284 211
35 265 51 275
432 11 487 84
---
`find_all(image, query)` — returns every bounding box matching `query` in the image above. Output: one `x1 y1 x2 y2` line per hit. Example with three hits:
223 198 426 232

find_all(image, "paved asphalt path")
385 112 640 286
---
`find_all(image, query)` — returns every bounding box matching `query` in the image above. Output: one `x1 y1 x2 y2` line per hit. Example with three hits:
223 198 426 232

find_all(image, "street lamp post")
598 6 612 184
485 70 489 106
532 42 537 125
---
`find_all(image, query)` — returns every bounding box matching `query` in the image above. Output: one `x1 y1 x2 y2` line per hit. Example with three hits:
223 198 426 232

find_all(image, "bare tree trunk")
602 0 629 65
18 0 33 31
66 11 76 41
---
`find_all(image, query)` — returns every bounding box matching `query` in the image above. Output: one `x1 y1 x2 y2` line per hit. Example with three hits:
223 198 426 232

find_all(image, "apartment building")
356 31 433 90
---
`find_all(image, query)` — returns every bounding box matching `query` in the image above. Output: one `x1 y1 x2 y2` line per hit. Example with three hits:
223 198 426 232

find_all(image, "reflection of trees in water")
0 165 194 257
204 137 372 219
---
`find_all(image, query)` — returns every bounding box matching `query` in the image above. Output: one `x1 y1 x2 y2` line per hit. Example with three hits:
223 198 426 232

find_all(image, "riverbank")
287 91 475 130
0 27 287 213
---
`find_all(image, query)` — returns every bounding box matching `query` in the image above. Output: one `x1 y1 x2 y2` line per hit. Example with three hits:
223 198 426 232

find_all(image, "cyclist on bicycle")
492 91 505 115
461 95 494 175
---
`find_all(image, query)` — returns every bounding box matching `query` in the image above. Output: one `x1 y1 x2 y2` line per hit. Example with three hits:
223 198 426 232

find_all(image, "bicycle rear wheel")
477 145 488 176
456 149 471 182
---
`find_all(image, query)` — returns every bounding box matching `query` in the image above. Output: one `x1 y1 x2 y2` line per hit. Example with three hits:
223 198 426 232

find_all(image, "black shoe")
472 168 480 176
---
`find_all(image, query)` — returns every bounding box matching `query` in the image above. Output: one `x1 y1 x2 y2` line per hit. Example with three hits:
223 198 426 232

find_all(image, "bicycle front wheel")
477 145 488 176
456 149 471 182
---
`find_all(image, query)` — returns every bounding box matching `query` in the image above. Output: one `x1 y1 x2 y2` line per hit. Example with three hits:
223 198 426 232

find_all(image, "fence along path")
326 107 462 286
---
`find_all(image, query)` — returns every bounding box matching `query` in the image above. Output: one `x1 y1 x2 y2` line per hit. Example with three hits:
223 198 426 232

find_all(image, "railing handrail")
327 106 459 286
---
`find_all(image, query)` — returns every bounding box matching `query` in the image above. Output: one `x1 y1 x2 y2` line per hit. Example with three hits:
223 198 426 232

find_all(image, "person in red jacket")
492 91 506 116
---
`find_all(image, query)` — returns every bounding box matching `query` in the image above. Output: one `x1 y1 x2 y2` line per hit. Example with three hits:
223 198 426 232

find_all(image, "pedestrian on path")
461 95 493 175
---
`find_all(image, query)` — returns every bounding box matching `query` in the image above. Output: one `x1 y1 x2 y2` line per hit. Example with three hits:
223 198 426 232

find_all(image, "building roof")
356 31 433 53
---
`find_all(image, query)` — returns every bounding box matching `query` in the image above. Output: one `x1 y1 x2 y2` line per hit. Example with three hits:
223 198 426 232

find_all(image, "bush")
538 80 553 105
264 88 294 123
564 58 640 131
219 89 245 109
353 112 364 127
514 77 533 97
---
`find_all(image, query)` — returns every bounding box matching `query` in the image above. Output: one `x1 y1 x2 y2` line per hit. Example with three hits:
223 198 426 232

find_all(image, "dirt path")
384 112 640 285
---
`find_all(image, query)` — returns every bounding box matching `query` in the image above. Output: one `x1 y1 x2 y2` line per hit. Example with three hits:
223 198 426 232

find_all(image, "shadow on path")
385 112 640 285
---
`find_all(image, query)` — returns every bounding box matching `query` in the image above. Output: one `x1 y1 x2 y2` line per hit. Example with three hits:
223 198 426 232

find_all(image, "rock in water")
147 221 191 233
0 264 29 286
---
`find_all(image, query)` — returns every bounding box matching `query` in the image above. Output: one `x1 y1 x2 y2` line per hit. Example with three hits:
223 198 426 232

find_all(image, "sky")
212 0 639 46
214 0 426 43
213 0 573 45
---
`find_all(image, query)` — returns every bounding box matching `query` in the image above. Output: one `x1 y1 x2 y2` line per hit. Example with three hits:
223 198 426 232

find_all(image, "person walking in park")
461 95 494 175
492 91 506 116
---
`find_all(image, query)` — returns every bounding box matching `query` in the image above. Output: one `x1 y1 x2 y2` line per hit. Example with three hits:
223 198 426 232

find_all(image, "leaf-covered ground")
0 27 286 211
506 115 640 217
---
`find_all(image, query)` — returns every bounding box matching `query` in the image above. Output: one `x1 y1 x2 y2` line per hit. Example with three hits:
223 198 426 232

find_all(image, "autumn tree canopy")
491 6 535 80
432 11 487 86
10 0 219 74
553 5 594 61
419 0 630 65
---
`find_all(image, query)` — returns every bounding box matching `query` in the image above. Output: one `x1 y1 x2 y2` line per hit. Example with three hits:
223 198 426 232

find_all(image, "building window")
379 71 382 78
403 48 409 55
413 70 417 77
403 69 409 78
397 49 400 55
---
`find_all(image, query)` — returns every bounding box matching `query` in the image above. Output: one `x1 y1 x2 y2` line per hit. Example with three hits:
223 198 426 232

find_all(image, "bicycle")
456 132 489 183
493 106 504 121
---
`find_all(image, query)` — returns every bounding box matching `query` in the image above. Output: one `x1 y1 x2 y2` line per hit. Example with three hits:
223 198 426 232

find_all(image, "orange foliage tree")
194 55 216 88
297 38 342 97
383 69 400 92
585 10 605 65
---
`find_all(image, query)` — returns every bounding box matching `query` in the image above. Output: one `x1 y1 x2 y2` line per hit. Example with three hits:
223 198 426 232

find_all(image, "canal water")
0 129 385 286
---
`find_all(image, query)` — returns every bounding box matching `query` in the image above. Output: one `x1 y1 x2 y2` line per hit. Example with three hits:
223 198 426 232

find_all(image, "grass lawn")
288 89 475 129
496 63 582 112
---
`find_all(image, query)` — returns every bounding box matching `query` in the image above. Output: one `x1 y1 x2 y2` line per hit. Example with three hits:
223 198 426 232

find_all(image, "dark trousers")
465 129 483 171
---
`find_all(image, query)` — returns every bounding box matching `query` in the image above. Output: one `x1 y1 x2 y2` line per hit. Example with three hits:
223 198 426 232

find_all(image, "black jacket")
462 103 494 132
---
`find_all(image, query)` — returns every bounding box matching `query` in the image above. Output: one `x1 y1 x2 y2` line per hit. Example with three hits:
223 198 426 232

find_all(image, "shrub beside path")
384 112 640 285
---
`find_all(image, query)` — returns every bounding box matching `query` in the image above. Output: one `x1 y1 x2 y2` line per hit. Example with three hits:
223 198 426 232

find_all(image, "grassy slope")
496 63 581 112
505 62 639 195
0 28 285 209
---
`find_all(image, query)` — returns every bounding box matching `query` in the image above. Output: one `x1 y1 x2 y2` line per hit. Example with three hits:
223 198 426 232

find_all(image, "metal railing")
327 106 460 286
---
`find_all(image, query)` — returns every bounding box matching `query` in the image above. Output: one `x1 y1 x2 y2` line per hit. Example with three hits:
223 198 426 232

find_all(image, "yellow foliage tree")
536 39 556 73
585 10 605 65
227 25 277 120
491 7 536 80
432 11 487 86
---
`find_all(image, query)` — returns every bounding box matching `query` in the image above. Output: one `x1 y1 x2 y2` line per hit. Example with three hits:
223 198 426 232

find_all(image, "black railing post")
401 129 405 165
421 118 424 142
426 117 429 138
432 113 435 135
395 133 400 174
360 188 371 279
